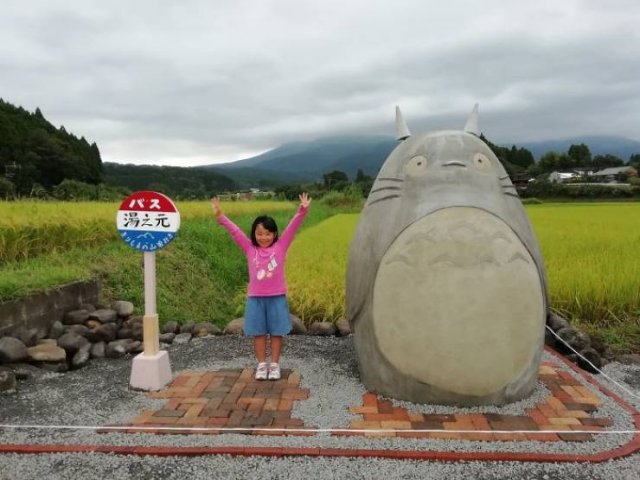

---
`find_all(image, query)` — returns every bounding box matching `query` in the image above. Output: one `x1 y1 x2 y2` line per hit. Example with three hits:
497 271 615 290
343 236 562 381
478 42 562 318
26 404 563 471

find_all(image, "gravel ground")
0 335 639 479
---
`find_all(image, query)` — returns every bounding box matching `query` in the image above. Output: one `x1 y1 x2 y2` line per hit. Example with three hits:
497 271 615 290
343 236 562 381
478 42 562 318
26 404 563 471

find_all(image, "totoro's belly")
372 207 544 397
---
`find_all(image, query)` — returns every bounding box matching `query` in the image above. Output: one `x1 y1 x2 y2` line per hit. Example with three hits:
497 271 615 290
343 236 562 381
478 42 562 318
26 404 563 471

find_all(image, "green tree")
0 177 15 199
52 179 96 200
567 143 592 166
323 170 349 190
628 153 640 169
537 152 561 173
593 154 624 170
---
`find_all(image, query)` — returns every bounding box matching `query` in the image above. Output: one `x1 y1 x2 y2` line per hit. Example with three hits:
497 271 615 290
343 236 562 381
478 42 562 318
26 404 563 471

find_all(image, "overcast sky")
1 0 639 166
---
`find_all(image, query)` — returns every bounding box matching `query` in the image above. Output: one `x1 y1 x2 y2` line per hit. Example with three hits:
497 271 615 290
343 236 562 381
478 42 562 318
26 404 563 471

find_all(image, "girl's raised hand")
211 196 223 218
299 192 311 209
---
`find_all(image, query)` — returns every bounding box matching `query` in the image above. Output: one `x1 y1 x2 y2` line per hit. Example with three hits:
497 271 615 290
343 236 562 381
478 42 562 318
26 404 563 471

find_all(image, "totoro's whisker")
503 191 519 198
507 252 529 264
499 175 510 180
370 186 402 194
377 177 404 182
368 194 402 206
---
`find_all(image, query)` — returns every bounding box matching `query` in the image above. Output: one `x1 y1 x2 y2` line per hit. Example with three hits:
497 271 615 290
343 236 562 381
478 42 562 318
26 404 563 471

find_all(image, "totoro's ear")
464 103 480 136
395 105 411 141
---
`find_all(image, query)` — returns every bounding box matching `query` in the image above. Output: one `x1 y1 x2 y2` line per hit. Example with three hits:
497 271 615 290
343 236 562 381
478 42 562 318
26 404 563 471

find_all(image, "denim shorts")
244 295 291 336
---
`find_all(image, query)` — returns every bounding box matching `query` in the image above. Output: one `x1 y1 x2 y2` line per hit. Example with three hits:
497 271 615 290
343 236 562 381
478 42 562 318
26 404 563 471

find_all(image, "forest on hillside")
0 99 236 200
103 162 236 198
0 99 102 197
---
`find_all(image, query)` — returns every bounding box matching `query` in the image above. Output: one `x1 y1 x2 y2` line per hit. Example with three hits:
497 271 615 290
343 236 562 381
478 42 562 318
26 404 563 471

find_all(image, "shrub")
320 185 364 208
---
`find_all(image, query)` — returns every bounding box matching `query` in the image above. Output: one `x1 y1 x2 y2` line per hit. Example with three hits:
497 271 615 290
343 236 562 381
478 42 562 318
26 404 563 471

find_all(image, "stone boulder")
173 333 192 344
57 332 89 355
12 326 39 347
89 309 118 324
71 343 92 369
65 324 92 338
192 322 221 337
131 323 144 341
93 323 118 343
111 300 134 317
547 311 570 331
48 321 65 340
27 344 66 362
117 328 133 339
161 321 180 334
90 342 106 359
335 318 351 336
79 303 96 312
159 333 176 344
0 337 28 363
577 347 602 373
223 318 244 335
556 327 591 352
63 309 91 326
308 322 337 336
180 323 195 334
289 315 307 335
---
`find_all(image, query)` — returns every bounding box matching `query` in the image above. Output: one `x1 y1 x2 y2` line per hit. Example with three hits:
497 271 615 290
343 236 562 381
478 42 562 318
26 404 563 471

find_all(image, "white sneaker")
255 362 268 380
268 362 281 380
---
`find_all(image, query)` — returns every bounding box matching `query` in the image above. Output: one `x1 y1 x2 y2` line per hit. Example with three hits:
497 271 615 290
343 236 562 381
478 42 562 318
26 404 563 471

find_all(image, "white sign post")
116 191 180 390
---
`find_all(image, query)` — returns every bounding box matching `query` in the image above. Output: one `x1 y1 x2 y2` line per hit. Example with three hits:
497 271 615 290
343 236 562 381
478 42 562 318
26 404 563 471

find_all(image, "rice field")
0 200 295 263
286 203 640 347
526 203 640 345
1 200 639 349
286 214 357 322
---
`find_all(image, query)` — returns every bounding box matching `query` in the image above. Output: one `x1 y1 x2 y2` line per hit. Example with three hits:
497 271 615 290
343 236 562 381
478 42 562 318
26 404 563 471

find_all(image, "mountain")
209 134 640 189
507 135 640 161
208 135 397 186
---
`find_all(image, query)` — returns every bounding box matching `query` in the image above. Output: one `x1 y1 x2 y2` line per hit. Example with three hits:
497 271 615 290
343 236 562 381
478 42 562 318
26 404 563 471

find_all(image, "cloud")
1 0 639 165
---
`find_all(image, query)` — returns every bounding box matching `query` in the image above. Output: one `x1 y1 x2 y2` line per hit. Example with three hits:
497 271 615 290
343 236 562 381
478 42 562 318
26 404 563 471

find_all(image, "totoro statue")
346 105 548 406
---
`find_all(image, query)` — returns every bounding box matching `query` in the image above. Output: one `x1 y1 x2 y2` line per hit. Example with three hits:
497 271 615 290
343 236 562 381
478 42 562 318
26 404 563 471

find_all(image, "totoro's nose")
442 161 466 168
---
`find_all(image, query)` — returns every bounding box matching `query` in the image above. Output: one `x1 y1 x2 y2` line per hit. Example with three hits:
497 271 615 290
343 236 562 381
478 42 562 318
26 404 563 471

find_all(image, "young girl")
211 193 311 380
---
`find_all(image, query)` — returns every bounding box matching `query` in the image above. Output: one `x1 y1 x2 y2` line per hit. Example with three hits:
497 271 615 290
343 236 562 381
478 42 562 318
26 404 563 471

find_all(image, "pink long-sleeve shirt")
217 205 308 297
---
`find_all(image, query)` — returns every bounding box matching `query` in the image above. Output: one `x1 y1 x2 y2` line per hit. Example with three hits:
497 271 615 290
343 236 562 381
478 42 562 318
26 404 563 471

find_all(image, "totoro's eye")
404 155 429 176
473 153 492 171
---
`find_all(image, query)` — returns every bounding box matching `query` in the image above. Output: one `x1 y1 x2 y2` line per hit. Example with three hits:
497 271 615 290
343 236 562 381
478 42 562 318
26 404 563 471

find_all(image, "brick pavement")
122 359 617 443
125 367 312 435
336 361 610 442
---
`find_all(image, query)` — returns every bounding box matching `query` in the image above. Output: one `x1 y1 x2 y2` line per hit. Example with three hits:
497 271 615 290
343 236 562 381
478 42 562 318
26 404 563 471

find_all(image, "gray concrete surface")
0 335 638 479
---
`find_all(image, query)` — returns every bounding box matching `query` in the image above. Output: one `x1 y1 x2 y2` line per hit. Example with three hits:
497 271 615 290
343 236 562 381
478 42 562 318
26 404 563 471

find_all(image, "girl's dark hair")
250 216 279 246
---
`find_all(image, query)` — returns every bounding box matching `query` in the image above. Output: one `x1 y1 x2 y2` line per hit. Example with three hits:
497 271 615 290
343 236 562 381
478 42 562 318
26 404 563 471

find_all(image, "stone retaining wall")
0 280 101 338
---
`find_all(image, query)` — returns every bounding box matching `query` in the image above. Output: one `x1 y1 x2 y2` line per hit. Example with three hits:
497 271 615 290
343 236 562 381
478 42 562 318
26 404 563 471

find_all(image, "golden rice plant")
526 203 640 330
286 204 640 336
286 214 358 323
0 200 295 263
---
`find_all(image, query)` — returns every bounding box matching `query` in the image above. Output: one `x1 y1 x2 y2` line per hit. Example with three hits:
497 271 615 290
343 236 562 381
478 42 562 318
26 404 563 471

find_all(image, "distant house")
592 166 638 183
510 172 533 186
548 171 580 183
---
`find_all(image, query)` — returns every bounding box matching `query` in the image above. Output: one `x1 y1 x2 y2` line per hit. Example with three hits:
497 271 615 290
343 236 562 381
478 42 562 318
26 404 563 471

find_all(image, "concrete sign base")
129 350 172 391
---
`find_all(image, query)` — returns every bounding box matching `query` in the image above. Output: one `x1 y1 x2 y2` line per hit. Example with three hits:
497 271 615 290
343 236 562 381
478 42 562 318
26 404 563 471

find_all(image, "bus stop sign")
116 191 180 251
